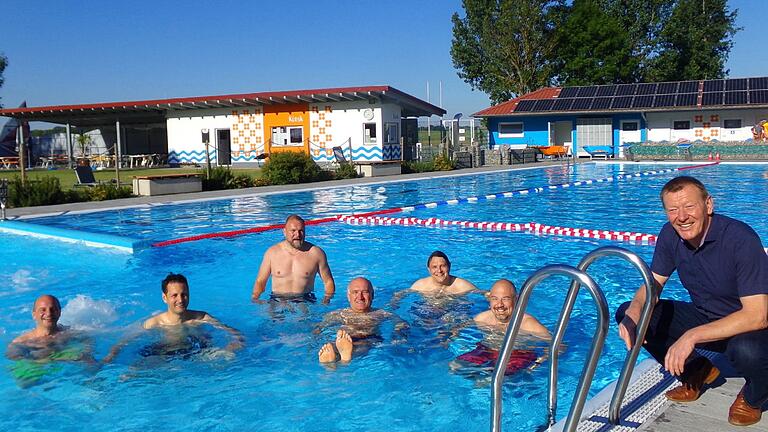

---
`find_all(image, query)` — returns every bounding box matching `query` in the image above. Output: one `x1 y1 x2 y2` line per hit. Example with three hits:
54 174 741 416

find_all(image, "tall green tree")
553 0 638 86
450 0 565 104
0 53 7 108
645 0 738 81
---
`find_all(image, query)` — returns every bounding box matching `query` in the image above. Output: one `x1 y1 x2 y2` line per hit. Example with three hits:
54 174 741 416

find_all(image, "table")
0 157 19 169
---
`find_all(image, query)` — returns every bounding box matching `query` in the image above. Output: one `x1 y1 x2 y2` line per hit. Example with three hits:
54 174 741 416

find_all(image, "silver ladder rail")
490 264 609 432
572 246 659 425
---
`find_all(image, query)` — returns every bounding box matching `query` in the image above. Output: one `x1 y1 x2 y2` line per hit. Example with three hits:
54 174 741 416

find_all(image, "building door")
217 129 231 165
619 121 641 158
576 118 612 157
549 121 573 156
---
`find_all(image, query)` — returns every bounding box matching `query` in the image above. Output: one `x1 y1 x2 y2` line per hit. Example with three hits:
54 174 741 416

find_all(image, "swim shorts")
456 343 537 374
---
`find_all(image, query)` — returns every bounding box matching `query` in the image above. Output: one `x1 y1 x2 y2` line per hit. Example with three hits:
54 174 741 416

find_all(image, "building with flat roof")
474 77 768 158
0 86 445 166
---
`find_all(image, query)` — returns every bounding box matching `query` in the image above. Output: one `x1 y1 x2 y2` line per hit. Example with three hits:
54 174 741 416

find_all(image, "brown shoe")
729 388 762 426
665 358 720 402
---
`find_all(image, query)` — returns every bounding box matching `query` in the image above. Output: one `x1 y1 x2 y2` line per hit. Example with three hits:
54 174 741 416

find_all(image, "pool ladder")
490 246 660 432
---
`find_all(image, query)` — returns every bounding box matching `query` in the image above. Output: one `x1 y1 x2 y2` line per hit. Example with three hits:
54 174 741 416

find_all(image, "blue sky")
0 0 765 125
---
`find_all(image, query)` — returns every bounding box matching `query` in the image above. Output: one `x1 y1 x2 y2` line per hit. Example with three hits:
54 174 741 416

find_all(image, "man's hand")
618 315 638 350
664 332 696 376
251 294 266 304
322 295 332 305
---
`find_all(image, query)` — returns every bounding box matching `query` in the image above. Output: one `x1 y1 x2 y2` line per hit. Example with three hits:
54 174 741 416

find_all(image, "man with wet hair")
616 176 768 426
251 214 336 304
316 277 407 364
408 250 478 296
104 273 243 362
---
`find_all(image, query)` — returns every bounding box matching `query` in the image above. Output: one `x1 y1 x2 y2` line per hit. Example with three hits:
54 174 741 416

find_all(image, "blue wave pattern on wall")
168 150 216 164
383 144 401 160
311 146 384 162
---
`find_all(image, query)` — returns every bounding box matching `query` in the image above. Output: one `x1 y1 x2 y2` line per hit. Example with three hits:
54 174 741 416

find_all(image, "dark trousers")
616 300 768 407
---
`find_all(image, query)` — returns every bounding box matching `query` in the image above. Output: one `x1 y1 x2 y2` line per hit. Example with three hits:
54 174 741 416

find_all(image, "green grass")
0 167 263 190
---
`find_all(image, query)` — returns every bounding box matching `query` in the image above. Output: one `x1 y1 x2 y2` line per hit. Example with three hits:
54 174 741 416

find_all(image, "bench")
354 160 401 177
132 173 202 196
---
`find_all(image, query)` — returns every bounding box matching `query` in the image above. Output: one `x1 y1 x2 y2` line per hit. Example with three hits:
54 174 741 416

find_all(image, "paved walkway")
4 162 562 218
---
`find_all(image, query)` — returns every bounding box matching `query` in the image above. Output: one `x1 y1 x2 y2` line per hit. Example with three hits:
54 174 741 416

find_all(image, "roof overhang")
0 85 445 127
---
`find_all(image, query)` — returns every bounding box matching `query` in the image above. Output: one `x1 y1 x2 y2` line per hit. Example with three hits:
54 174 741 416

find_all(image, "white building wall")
309 101 386 162
646 108 768 142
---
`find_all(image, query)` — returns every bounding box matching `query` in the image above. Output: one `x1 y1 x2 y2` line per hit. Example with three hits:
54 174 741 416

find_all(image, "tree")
0 53 7 108
644 0 738 81
450 0 565 104
553 0 639 86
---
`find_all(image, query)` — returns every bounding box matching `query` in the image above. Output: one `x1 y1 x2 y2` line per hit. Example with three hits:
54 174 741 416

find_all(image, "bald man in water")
5 294 92 362
251 214 336 304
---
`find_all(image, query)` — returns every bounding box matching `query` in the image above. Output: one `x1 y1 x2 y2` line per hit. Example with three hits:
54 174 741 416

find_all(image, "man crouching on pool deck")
251 214 336 305
316 277 407 364
6 294 94 363
453 280 551 374
104 273 243 362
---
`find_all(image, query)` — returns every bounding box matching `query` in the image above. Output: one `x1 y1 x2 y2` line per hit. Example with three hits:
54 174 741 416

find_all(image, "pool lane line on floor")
150 162 716 248
0 220 150 253
336 215 657 245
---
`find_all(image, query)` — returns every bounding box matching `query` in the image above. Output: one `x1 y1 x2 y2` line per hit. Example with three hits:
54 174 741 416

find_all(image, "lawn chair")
332 146 348 164
74 165 100 187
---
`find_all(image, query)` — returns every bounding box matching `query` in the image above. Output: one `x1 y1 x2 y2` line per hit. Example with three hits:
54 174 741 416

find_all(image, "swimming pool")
1 162 766 431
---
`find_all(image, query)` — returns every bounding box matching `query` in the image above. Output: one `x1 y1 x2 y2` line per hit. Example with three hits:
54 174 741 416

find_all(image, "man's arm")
521 314 551 340
313 311 342 335
103 323 147 363
390 287 416 309
618 272 667 349
201 314 245 352
316 248 335 304
251 250 272 303
665 294 768 376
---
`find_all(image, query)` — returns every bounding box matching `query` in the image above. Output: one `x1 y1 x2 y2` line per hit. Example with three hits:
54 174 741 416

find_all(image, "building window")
673 121 691 130
723 119 742 129
499 122 524 137
364 123 377 144
271 126 304 146
385 123 399 144
622 122 639 131
289 127 303 144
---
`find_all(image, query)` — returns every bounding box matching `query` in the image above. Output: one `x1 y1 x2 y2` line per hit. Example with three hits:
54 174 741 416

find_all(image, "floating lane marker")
0 220 151 253
336 216 656 245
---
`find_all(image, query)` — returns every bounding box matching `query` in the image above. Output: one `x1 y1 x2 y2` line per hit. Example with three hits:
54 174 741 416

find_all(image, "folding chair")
74 165 100 187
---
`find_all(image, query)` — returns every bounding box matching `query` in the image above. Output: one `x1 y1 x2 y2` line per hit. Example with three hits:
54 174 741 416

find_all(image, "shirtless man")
104 273 243 362
251 214 335 304
317 277 407 364
453 279 551 374
6 294 93 363
391 251 479 310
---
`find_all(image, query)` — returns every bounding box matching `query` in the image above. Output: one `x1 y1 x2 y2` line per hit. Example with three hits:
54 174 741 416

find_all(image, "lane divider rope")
152 163 716 247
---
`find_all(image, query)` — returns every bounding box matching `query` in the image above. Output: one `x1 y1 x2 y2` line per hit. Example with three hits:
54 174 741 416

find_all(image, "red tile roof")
474 88 560 117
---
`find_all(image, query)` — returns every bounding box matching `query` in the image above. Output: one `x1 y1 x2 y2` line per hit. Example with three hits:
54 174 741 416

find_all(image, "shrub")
334 163 359 179
8 176 66 207
202 166 236 191
261 152 322 185
433 154 456 171
402 160 435 174
85 184 133 201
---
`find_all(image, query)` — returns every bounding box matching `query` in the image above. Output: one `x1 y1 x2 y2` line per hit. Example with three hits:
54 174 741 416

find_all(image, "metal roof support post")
18 123 27 185
66 123 73 169
115 120 122 185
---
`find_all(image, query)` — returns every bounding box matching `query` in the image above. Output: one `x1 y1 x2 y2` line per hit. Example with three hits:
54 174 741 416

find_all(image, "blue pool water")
1 162 767 432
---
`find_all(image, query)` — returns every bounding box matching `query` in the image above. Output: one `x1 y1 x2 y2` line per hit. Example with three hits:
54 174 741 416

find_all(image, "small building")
0 86 444 166
474 77 768 158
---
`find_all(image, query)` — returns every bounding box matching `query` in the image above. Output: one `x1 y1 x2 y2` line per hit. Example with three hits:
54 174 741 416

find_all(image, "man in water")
616 176 768 426
6 294 93 363
391 250 479 309
251 214 336 304
453 279 551 374
104 273 243 362
317 277 407 364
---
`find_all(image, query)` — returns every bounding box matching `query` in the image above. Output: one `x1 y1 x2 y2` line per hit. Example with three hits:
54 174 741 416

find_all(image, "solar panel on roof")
633 95 654 108
559 87 580 98
701 92 724 106
616 84 637 96
596 85 617 96
532 99 556 111
611 96 633 109
676 93 698 106
636 83 658 95
657 82 678 94
654 94 676 107
591 97 612 110
552 98 574 111
749 77 768 90
571 98 593 110
515 99 537 112
703 80 725 92
678 81 699 93
725 91 747 105
726 79 747 91
750 90 768 104
576 86 598 98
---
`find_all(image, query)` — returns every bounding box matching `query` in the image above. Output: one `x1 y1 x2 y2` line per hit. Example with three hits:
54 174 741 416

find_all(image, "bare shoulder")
410 277 431 291
11 332 33 344
188 310 211 322
142 315 160 329
474 310 493 325
451 277 477 294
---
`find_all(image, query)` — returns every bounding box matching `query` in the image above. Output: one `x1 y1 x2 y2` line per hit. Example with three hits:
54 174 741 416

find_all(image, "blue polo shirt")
651 213 768 319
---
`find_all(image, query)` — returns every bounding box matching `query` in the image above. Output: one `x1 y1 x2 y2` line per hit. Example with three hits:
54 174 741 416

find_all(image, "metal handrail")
573 246 658 424
490 264 609 432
